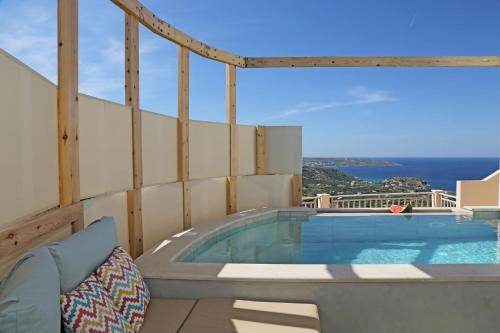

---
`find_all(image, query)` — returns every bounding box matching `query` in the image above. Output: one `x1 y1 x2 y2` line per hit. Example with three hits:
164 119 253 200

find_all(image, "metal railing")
301 191 457 209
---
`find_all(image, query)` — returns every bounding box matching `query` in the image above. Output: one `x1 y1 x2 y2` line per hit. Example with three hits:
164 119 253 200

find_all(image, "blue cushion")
48 216 117 293
0 247 61 333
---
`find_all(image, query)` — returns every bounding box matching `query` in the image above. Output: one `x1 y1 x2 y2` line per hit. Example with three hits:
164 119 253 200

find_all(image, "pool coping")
135 207 500 283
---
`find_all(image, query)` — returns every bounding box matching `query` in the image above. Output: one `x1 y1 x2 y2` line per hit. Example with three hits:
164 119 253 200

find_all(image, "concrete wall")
147 278 500 333
457 170 500 208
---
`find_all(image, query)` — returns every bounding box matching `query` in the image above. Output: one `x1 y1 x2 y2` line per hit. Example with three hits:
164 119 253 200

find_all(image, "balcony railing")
301 191 457 209
440 192 457 208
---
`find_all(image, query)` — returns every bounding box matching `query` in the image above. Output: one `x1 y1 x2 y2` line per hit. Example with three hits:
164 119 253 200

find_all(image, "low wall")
146 278 500 333
456 170 500 208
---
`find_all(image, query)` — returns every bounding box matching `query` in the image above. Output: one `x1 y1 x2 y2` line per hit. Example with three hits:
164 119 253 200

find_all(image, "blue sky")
0 0 499 157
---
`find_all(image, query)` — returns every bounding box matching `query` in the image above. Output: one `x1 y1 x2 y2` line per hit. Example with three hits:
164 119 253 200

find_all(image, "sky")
0 0 499 158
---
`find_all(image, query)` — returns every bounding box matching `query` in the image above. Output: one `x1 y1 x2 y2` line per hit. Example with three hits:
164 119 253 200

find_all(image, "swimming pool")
180 214 500 264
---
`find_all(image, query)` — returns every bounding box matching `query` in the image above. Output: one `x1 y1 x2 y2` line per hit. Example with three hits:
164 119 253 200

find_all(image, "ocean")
337 157 500 192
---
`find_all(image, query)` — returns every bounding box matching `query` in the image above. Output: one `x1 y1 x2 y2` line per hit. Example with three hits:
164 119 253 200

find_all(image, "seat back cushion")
96 246 150 331
0 247 61 333
49 216 117 293
60 274 134 333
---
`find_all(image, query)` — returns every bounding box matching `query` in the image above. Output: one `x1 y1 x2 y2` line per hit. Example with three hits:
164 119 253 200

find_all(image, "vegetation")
302 165 430 197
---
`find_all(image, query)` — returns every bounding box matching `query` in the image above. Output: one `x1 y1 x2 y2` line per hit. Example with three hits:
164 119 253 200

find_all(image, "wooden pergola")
1 0 498 260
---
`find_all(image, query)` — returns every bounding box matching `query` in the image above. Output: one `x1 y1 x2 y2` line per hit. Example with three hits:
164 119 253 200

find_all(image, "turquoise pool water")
180 214 500 264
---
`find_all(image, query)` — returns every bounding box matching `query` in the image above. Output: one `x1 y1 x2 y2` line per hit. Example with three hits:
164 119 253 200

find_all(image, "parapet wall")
456 170 500 208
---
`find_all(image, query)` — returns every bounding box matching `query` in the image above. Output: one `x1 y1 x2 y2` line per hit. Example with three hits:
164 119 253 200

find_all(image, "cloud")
409 12 418 28
0 1 57 82
265 86 398 120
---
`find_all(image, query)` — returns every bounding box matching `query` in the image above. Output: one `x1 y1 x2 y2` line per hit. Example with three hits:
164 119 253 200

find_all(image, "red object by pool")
390 205 404 214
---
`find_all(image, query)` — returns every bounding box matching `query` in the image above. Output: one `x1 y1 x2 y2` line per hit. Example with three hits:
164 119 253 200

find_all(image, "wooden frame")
178 46 191 228
110 0 244 67
0 203 83 259
245 56 500 68
127 189 143 257
291 174 303 206
226 64 237 214
125 14 143 258
256 126 267 175
57 0 80 212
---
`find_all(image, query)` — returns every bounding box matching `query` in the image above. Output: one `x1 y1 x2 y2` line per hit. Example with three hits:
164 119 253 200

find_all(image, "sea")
336 157 500 192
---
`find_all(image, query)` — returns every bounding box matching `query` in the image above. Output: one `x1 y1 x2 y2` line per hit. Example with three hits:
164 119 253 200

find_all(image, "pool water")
180 214 500 264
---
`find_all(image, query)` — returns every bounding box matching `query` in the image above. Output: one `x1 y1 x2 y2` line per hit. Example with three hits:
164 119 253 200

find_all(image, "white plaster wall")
266 126 302 175
142 111 177 186
190 178 227 227
0 49 59 225
83 192 129 252
79 95 133 199
142 182 184 250
237 175 292 211
189 120 230 179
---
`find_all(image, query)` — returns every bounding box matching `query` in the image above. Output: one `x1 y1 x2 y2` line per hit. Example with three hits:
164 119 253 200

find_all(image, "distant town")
302 158 430 197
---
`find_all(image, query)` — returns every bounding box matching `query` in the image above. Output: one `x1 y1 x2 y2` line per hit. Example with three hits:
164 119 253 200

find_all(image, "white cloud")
0 1 178 105
0 1 57 82
264 86 398 120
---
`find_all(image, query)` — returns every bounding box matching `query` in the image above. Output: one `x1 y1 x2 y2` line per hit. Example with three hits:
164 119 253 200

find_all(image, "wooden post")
57 0 80 231
125 14 143 258
226 64 237 214
291 174 303 206
256 125 267 175
178 46 191 229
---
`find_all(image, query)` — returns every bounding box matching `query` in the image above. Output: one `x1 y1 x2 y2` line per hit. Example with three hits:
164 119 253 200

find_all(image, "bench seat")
141 298 321 333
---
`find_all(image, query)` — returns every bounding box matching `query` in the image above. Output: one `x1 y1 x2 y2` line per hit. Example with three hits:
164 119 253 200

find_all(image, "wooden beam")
291 174 303 206
178 46 191 229
226 64 238 214
226 176 237 214
110 0 244 67
0 203 83 259
125 14 143 258
226 65 237 175
127 189 143 258
57 0 80 212
182 181 191 229
178 46 190 182
125 14 142 189
256 125 267 175
245 56 500 68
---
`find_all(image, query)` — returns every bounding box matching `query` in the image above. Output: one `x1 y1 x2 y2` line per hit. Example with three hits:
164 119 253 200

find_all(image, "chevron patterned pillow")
96 247 150 332
60 274 134 333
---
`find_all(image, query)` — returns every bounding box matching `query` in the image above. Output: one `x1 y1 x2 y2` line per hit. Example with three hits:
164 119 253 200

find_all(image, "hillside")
302 165 429 197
